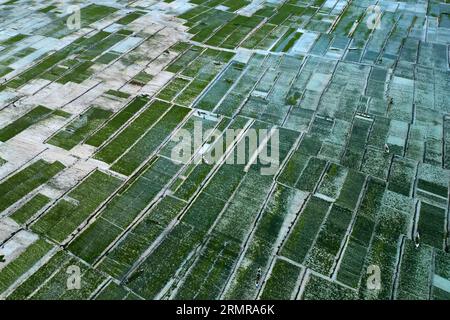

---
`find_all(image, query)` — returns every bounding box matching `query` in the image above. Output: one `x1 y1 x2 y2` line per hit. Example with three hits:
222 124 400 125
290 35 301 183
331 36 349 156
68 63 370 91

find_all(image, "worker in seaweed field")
256 267 262 288
386 97 394 114
414 232 421 248
445 234 449 253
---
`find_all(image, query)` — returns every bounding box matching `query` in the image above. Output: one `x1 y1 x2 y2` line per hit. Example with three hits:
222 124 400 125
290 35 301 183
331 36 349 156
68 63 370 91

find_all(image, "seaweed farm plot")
0 160 65 212
0 106 69 142
47 107 113 151
30 170 123 244
0 0 449 302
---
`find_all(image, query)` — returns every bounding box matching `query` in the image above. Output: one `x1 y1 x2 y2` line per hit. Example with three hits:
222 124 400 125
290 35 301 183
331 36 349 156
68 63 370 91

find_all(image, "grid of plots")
0 0 449 300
